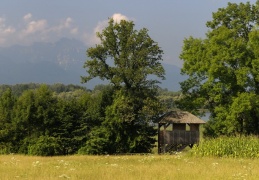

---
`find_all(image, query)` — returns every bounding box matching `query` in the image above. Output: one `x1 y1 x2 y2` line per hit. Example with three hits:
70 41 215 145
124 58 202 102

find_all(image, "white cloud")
23 19 47 35
0 14 81 46
3 27 16 34
94 21 106 35
70 27 78 35
0 17 16 34
65 17 72 28
112 13 128 22
23 13 32 22
48 17 75 34
0 13 131 47
15 14 51 45
94 13 129 34
0 17 5 25
85 13 130 45
0 17 16 45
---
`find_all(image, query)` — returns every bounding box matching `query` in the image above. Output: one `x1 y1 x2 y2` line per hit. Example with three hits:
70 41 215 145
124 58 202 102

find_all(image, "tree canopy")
81 18 165 154
178 1 259 136
82 19 164 89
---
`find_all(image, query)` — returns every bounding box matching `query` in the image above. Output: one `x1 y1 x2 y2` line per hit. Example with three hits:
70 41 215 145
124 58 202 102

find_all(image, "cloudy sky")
0 0 256 67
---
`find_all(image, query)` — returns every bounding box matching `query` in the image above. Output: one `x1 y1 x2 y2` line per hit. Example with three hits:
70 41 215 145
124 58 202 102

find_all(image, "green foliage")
82 19 164 87
191 136 259 158
86 84 114 126
78 127 110 155
0 83 88 97
157 88 180 111
28 136 62 156
0 83 116 155
55 93 92 155
79 89 158 155
0 88 16 149
12 85 58 141
0 143 12 154
178 1 259 136
102 91 157 154
82 19 165 154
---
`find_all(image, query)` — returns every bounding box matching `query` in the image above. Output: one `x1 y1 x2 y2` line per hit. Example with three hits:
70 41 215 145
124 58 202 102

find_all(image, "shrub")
28 136 62 156
78 127 110 155
0 143 12 154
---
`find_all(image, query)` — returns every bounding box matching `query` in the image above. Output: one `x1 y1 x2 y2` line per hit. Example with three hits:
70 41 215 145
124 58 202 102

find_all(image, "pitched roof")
158 111 206 124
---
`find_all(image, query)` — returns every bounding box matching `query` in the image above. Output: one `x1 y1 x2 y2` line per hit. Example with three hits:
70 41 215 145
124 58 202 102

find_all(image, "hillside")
0 38 186 91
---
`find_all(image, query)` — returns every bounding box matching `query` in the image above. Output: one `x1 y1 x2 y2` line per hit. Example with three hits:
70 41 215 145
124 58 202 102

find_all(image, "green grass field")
1 154 259 180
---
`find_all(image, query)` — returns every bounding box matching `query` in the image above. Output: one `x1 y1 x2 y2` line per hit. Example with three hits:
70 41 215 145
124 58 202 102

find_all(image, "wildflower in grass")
59 174 70 179
58 160 64 163
32 161 41 167
114 156 121 160
212 162 218 166
122 156 129 160
184 159 189 162
64 162 69 166
232 172 248 179
10 157 19 165
110 164 118 167
175 155 182 159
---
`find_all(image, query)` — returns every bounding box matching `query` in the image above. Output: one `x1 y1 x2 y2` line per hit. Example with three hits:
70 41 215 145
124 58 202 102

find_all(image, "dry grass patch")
1 154 259 179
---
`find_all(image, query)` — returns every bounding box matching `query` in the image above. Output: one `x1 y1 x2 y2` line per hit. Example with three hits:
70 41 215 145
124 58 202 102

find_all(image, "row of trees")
0 84 113 155
0 84 177 156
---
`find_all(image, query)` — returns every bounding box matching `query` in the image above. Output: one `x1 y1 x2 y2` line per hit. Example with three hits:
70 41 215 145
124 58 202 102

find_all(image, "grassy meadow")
1 154 259 180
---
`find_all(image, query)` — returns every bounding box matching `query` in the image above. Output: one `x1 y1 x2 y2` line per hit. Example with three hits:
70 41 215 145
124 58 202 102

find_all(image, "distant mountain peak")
0 38 185 91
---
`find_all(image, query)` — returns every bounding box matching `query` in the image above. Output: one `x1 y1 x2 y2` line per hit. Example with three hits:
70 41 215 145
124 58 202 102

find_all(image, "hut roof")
158 111 206 124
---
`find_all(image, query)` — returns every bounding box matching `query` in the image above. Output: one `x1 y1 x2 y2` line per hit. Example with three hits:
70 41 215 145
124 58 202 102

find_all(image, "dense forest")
0 83 179 156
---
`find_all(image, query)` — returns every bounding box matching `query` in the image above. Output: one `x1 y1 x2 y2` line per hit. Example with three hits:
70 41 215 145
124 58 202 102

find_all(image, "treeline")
0 83 179 156
0 83 89 96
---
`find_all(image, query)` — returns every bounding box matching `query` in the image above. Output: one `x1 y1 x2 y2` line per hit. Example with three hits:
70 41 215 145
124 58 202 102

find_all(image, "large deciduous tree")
178 1 259 136
81 19 165 154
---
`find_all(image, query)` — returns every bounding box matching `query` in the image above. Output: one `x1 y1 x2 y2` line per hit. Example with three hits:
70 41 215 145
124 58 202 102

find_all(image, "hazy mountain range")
0 38 186 91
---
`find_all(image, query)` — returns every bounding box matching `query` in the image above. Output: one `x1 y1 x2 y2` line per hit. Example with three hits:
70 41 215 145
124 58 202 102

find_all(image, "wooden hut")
158 110 206 153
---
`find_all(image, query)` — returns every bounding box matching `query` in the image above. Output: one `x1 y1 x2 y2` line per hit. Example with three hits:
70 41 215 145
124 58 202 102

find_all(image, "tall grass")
1 154 259 179
191 136 259 158
1 136 259 179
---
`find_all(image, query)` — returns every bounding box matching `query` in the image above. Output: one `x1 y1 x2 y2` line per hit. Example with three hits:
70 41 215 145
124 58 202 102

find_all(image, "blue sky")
0 0 256 67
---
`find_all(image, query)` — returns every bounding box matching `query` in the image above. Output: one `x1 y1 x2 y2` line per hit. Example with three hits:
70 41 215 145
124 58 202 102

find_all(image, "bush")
78 127 110 155
0 143 12 154
28 136 62 156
